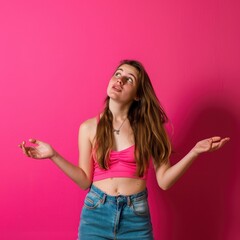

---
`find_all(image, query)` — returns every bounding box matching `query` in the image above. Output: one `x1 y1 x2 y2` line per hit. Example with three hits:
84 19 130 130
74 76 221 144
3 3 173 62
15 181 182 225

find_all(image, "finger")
223 137 230 142
210 136 221 142
23 148 30 157
29 138 36 143
19 141 26 148
27 150 32 157
212 137 230 145
21 142 32 157
219 138 230 147
21 141 28 154
212 138 229 150
29 139 41 145
28 150 37 158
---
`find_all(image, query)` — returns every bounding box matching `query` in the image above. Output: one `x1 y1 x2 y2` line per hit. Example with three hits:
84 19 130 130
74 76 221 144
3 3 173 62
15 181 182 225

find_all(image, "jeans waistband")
89 184 148 205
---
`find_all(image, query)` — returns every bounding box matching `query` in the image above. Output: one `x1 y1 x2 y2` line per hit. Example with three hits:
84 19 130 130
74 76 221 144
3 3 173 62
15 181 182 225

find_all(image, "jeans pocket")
84 191 102 210
131 196 150 216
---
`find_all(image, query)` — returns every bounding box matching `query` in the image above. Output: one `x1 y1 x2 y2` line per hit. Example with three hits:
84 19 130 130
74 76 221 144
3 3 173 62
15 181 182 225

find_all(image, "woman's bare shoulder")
79 116 99 142
84 115 98 123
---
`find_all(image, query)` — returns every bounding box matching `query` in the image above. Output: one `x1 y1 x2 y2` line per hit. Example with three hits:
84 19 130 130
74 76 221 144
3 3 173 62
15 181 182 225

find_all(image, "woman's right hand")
19 139 56 160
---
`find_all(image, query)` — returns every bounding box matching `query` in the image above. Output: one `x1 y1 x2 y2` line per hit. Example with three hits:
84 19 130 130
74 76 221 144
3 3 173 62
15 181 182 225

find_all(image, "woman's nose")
117 78 123 85
117 76 126 85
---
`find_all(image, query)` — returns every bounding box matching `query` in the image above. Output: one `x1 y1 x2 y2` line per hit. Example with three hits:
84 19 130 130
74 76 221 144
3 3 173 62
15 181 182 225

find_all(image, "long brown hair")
95 60 171 177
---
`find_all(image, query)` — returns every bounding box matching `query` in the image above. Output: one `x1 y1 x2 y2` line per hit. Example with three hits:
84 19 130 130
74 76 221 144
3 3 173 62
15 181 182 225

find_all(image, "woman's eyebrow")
128 73 137 81
117 68 137 81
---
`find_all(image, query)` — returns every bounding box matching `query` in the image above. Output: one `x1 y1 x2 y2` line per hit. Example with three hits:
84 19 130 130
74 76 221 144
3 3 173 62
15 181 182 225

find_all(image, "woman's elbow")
76 178 92 190
79 183 90 190
157 180 173 191
158 185 170 191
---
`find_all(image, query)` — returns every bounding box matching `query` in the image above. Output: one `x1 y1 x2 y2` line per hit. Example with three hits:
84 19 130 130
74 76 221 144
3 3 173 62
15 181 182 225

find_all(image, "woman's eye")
115 72 121 77
127 78 133 83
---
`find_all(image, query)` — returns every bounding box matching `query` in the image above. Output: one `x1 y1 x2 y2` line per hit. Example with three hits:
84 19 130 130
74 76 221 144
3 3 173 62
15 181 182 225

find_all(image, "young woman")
19 60 229 239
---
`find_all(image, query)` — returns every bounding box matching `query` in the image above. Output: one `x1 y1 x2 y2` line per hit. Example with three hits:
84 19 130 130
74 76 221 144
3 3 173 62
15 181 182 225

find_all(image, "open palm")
193 136 230 155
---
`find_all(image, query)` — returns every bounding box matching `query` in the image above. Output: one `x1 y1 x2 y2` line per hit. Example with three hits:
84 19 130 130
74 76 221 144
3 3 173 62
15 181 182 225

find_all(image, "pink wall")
0 0 239 239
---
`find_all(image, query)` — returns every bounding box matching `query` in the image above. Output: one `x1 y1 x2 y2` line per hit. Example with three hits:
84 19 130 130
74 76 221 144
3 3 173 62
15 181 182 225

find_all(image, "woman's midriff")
92 177 146 196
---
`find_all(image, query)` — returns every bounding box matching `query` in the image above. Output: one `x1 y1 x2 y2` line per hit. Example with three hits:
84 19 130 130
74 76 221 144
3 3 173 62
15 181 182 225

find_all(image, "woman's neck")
108 99 130 120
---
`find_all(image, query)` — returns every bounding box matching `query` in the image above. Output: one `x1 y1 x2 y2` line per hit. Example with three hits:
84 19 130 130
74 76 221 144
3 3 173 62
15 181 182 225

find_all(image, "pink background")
0 0 239 239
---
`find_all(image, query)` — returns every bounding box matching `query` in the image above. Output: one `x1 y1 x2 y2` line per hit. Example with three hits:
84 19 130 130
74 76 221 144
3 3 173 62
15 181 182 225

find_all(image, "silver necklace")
113 118 127 135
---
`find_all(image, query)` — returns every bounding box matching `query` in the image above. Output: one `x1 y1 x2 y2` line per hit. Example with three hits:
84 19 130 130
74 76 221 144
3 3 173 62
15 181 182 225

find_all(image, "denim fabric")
78 184 153 240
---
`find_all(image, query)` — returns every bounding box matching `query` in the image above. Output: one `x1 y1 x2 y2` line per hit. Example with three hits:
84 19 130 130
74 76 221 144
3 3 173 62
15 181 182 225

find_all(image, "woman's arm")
155 136 230 190
19 120 94 190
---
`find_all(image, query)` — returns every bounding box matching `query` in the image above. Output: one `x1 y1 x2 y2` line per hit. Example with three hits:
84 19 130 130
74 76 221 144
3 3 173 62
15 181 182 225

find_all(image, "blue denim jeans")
78 184 153 240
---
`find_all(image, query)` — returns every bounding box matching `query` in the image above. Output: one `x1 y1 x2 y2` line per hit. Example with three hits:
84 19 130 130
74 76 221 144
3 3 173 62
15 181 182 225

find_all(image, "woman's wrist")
189 147 201 159
50 150 59 161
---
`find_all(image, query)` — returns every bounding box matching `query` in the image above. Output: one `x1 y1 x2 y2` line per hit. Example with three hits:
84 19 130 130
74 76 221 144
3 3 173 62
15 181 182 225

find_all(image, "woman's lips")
112 85 122 92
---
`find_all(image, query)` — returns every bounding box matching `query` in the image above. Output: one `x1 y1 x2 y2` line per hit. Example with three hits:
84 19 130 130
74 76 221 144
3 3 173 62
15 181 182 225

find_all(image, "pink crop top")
92 145 149 181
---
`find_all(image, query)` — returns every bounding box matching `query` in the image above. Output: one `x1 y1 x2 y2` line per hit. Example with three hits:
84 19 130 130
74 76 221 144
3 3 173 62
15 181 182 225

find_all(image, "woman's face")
107 64 139 104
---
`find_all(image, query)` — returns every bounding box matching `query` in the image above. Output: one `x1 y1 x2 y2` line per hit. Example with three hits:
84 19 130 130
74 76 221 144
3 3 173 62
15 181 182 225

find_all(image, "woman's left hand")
191 136 230 155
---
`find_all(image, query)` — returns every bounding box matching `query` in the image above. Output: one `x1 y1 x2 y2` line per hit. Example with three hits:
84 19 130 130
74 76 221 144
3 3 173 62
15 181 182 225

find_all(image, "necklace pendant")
113 129 120 135
113 118 127 135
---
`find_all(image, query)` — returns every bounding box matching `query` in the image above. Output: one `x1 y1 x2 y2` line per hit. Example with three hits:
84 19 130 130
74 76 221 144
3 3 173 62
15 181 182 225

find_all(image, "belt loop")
127 196 131 206
101 194 106 204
